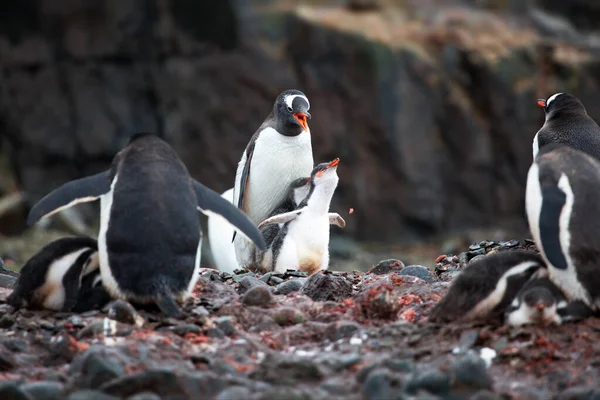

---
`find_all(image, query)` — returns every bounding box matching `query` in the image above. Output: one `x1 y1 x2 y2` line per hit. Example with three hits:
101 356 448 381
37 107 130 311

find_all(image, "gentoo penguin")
232 90 314 268
207 188 240 274
255 159 346 274
7 237 99 311
505 272 595 327
72 263 113 312
526 143 600 311
533 93 600 160
428 250 545 323
26 133 266 317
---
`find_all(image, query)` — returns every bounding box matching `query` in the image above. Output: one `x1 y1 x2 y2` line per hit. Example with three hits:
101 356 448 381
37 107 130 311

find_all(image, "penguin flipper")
257 209 302 229
328 213 346 228
193 180 266 250
539 185 569 270
557 300 596 322
27 171 112 225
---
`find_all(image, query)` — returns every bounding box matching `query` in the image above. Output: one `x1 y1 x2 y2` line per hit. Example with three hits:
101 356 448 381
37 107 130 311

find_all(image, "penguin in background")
255 159 346 275
27 133 266 318
526 143 600 311
505 270 596 327
7 237 99 311
428 250 545 323
233 90 314 268
533 93 600 160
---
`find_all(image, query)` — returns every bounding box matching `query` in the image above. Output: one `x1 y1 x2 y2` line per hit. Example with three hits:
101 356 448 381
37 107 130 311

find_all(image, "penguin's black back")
537 95 600 161
7 236 97 308
535 145 600 302
106 134 200 297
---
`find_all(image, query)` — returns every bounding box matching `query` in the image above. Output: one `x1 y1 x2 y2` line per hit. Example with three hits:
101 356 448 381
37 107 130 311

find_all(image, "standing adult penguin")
233 90 314 268
526 143 600 311
533 93 600 160
27 133 266 317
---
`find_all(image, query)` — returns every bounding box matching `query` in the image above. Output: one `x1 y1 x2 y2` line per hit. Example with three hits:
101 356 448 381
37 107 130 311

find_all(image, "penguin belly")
275 214 330 275
207 188 239 274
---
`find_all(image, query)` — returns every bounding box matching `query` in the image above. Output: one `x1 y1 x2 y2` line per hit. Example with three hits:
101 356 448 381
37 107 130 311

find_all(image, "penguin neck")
304 179 338 215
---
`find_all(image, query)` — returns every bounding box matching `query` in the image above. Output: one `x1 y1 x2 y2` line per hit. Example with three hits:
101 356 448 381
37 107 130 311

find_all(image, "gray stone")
325 320 361 341
0 382 32 400
105 300 140 325
100 369 179 398
368 259 405 275
238 276 268 294
212 316 237 337
272 307 306 326
67 390 119 400
273 279 306 295
450 352 493 393
301 272 352 302
398 265 433 283
20 382 64 400
241 286 274 307
362 368 403 400
405 369 451 396
216 386 252 400
126 393 162 400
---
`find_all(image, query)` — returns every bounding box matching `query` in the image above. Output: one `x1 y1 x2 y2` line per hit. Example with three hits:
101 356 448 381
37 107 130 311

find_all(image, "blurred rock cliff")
1 0 600 243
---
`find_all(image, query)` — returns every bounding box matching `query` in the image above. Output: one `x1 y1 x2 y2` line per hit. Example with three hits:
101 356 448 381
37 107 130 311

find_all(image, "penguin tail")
155 295 183 319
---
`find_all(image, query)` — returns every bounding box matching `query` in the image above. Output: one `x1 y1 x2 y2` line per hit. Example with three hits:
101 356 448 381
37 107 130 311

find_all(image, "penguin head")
506 286 559 327
273 90 311 136
537 93 587 120
311 158 340 186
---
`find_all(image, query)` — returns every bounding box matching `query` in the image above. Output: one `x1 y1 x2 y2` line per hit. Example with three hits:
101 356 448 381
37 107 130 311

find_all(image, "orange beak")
537 99 546 108
328 158 340 167
294 113 309 131
535 303 545 311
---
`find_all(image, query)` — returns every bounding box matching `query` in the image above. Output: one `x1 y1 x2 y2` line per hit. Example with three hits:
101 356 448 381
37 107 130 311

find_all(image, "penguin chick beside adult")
526 143 600 311
27 133 266 318
7 236 99 311
533 93 600 160
255 159 346 275
233 89 314 268
505 270 595 327
428 250 545 323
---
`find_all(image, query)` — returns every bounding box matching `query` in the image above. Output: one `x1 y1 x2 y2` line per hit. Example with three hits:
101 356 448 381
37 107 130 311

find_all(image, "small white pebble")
479 347 497 368
349 337 362 346
451 347 460 354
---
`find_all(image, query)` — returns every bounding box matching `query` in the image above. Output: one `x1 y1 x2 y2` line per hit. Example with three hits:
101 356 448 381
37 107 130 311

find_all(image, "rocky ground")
0 240 598 399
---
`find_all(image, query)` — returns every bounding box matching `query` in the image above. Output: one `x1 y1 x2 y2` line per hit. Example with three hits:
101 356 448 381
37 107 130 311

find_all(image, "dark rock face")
2 0 600 242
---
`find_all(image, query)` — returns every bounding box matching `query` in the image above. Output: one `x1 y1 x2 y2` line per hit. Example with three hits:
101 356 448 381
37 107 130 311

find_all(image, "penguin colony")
8 90 600 329
9 90 346 315
431 92 600 327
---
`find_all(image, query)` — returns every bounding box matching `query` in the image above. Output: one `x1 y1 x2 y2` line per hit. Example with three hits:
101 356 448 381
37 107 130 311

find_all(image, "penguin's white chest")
246 128 313 223
277 213 330 274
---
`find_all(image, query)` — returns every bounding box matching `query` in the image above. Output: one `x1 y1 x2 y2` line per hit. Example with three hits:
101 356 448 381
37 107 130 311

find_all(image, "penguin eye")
287 106 293 112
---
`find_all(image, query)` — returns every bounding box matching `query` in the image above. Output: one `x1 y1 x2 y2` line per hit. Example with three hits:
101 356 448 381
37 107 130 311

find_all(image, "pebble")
468 255 486 265
300 272 352 302
362 368 402 400
67 390 119 400
212 316 236 337
0 315 15 329
405 369 451 396
450 352 493 392
325 320 361 341
3 339 27 353
499 240 519 248
252 354 324 384
273 279 306 295
259 272 273 283
458 253 469 269
382 359 414 373
100 369 179 398
272 307 306 326
0 382 32 400
81 352 124 389
320 377 356 395
368 259 405 275
191 306 210 317
164 324 202 336
232 272 255 283
0 348 17 371
178 371 225 398
398 265 433 283
20 381 64 400
105 300 140 325
216 386 252 400
126 393 162 400
556 386 600 400
241 286 274 307
205 327 225 338
238 276 268 294
472 390 505 400
269 276 284 285
77 321 108 339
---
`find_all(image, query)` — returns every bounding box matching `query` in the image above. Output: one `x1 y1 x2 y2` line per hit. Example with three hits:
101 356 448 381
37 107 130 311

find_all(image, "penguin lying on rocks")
233 90 314 268
505 270 595 327
27 133 266 318
72 266 112 312
428 250 545 323
526 143 600 312
254 159 345 275
533 93 600 160
7 237 99 311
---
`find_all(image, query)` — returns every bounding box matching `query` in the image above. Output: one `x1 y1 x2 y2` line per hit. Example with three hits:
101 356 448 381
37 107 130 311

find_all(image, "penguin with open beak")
533 93 600 160
232 90 314 269
526 143 600 312
255 159 346 275
26 133 266 317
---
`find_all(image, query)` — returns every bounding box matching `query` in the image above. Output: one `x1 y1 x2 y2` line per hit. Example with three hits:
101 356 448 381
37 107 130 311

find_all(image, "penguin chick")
7 237 98 311
428 250 545 323
504 269 595 327
233 90 314 268
26 133 266 318
255 159 345 275
526 143 600 310
533 93 600 160
72 254 113 312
